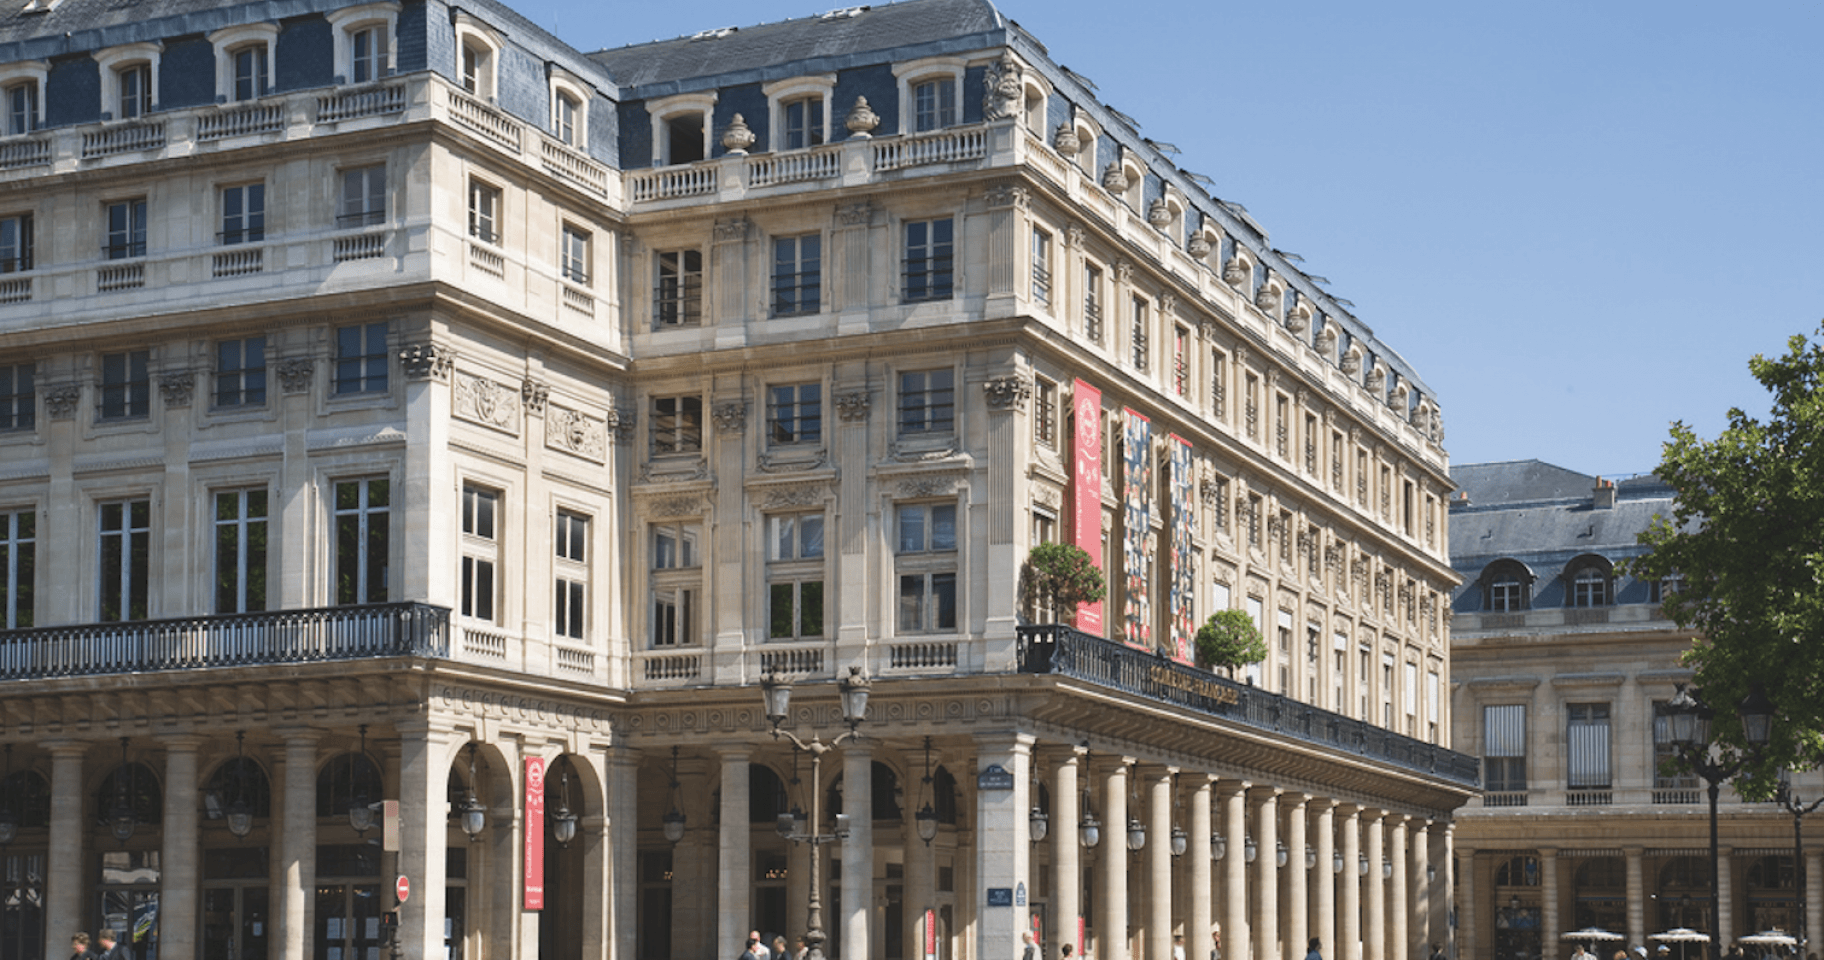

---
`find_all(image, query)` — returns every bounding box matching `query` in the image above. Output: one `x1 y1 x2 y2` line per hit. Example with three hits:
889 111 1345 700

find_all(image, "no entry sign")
396 875 410 903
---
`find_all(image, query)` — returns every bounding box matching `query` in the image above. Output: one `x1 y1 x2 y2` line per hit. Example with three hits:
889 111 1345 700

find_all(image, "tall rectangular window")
338 165 385 228
1275 393 1290 459
767 512 825 640
896 502 957 633
467 180 500 244
1084 263 1104 342
654 250 703 327
98 499 150 622
1210 349 1226 418
99 350 150 421
334 322 388 395
0 363 32 432
334 478 389 605
1567 702 1612 790
650 520 701 647
1172 326 1189 396
1483 704 1527 792
459 484 498 622
0 509 32 629
902 218 954 302
767 383 821 446
911 78 955 132
561 224 591 286
105 199 147 260
771 235 821 316
650 396 703 455
1652 700 1701 791
460 44 483 95
0 213 31 273
350 26 385 83
1030 228 1051 306
554 510 589 641
1244 372 1259 440
1034 378 1057 448
782 96 824 149
213 489 267 613
1332 632 1348 712
215 337 266 408
232 45 267 101
117 64 151 119
1130 296 1149 371
221 184 265 245
898 369 954 436
5 81 36 135
553 93 579 146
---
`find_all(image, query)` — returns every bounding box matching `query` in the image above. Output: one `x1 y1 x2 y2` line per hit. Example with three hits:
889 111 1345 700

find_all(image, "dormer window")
352 27 384 82
783 97 823 149
913 78 955 132
894 58 965 135
210 25 277 103
5 82 35 134
452 13 501 101
647 92 716 166
232 47 267 101
764 75 836 151
95 43 160 120
118 65 151 118
327 3 401 86
549 71 591 149
554 93 577 143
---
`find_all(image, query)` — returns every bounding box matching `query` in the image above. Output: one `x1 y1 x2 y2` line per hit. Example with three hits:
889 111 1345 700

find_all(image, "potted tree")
1021 542 1107 625
1193 609 1267 677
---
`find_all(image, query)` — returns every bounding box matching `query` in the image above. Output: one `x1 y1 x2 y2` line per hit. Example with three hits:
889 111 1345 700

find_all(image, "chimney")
1593 477 1616 510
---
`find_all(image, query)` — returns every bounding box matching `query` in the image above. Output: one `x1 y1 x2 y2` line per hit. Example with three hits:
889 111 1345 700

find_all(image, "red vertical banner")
924 908 937 960
1076 916 1085 956
523 757 545 911
1071 380 1104 634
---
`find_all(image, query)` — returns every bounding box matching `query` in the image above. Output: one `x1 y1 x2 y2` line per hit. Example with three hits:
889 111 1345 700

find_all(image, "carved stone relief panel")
454 371 521 435
545 404 608 463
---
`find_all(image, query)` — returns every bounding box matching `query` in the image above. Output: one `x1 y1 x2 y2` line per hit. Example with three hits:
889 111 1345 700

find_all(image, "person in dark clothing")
69 933 92 960
739 934 764 960
94 930 130 960
1431 944 1447 960
1305 938 1323 960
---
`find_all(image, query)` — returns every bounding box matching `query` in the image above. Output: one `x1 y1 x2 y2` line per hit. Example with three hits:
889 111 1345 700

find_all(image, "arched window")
203 755 271 822
1574 857 1623 890
0 770 49 829
648 92 716 166
871 762 901 820
316 752 382 818
932 766 958 824
1565 555 1613 608
1745 854 1795 890
95 762 161 828
1494 855 1539 887
749 764 790 823
1480 559 1534 612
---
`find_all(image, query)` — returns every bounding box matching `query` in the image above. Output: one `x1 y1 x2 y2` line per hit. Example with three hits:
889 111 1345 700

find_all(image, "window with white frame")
120 67 150 119
897 368 954 436
767 512 825 641
1084 262 1103 342
0 362 32 432
647 92 715 165
1173 326 1189 397
220 183 264 245
911 76 956 132
333 477 389 605
0 213 32 274
650 520 701 647
0 508 33 629
1403 659 1418 734
553 91 580 145
333 321 388 395
897 502 957 634
459 39 492 99
99 350 149 421
554 510 589 641
781 96 824 150
459 484 499 623
105 199 146 260
1566 702 1611 790
771 234 821 316
902 218 954 302
327 4 399 85
1380 650 1395 727
213 488 267 614
1031 227 1051 306
1567 557 1612 607
467 179 500 244
767 383 821 446
1129 296 1149 371
1028 506 1058 622
1651 700 1700 791
4 81 35 134
654 249 703 327
1033 378 1057 449
337 164 386 228
232 44 266 101
1483 704 1526 792
93 42 161 121
1427 666 1440 742
893 59 963 135
214 336 266 408
1332 631 1348 712
208 25 276 103
561 223 591 286
650 395 702 455
99 498 150 622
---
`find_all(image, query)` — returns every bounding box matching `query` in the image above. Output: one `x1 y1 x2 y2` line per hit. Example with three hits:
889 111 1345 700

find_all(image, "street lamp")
1243 835 1258 864
226 731 254 840
1276 840 1289 868
915 737 939 846
761 667 872 960
458 742 488 840
1663 683 1774 942
661 746 687 843
1211 832 1226 861
551 761 579 848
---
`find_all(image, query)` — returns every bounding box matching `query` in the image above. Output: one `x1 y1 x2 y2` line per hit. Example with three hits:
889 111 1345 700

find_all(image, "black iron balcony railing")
1017 623 1481 789
0 602 449 681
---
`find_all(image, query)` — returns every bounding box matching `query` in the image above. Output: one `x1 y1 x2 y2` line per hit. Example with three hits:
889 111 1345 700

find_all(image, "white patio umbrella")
1652 931 1713 944
1739 934 1796 948
1564 930 1627 943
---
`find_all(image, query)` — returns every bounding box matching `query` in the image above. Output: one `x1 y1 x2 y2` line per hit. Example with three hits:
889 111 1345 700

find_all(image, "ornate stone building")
1448 461 1821 960
0 2 1472 960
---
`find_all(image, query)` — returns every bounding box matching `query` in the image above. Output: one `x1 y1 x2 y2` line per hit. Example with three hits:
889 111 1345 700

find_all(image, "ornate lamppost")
1662 683 1773 944
761 667 872 960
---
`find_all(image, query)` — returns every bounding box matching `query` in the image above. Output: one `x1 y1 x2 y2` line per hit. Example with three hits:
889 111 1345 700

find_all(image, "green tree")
1021 542 1107 623
1193 609 1267 672
1630 326 1824 785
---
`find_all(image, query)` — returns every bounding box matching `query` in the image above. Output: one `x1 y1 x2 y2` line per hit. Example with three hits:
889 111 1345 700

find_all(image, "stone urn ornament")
1102 162 1129 193
1053 122 1080 156
845 97 879 138
721 113 755 154
1147 198 1173 229
1188 232 1212 260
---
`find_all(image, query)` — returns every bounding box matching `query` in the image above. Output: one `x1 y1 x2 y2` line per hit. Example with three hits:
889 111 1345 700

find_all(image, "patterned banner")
1169 434 1194 664
1122 409 1151 650
1071 381 1104 634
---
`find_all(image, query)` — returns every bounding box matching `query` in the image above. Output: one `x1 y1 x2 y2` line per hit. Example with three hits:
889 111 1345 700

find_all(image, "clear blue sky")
520 0 1824 480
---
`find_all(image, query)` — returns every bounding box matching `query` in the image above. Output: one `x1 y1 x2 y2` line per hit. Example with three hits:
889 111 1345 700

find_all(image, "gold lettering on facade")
1146 665 1241 705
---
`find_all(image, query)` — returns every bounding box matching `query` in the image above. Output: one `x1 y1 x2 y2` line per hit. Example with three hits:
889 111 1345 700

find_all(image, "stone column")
44 741 86 960
1454 848 1475 960
975 734 1033 960
843 741 876 960
1717 847 1733 947
1313 801 1336 960
1409 819 1429 960
1364 812 1385 960
1189 777 1213 960
397 721 452 960
1340 807 1361 960
609 747 641 960
1624 847 1645 951
278 731 319 960
579 746 613 960
1146 767 1176 960
1251 788 1279 960
1098 761 1132 960
1220 781 1250 960
905 744 940 960
1285 794 1309 960
1538 849 1559 958
1388 817 1407 960
1431 825 1451 960
1805 848 1822 959
719 748 753 954
1053 750 1084 955
159 737 202 960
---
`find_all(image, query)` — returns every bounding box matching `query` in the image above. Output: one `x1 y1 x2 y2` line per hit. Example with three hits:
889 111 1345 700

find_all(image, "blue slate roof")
588 0 1004 93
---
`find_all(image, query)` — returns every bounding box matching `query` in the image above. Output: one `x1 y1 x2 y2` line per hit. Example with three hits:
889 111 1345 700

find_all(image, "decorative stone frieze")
400 343 454 381
158 372 195 407
711 400 746 433
1053 122 1080 157
759 483 830 508
1033 482 1063 509
647 493 707 517
982 375 1031 411
720 113 755 154
435 685 609 730
276 358 314 394
984 183 1030 209
713 217 750 243
756 449 828 474
454 372 519 434
836 202 874 226
887 441 958 463
845 97 879 137
545 405 607 462
44 384 80 419
521 379 550 416
834 390 870 422
638 458 711 484
982 51 1023 121
1065 222 1085 248
898 472 967 499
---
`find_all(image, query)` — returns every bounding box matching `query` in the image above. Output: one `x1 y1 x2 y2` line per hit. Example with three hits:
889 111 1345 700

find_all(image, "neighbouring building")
1448 460 1821 960
0 2 1474 960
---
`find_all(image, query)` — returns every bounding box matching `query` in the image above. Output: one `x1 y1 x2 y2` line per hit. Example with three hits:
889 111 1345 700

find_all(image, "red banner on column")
1071 380 1104 634
524 757 545 911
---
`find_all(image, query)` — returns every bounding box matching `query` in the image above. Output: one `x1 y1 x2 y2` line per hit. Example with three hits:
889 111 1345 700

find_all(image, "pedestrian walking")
1023 931 1039 960
739 933 764 960
1305 938 1323 960
69 933 92 960
94 930 130 960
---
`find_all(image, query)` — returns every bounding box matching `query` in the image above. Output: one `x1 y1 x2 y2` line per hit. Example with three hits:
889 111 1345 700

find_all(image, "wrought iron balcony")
1017 623 1481 789
0 602 449 681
